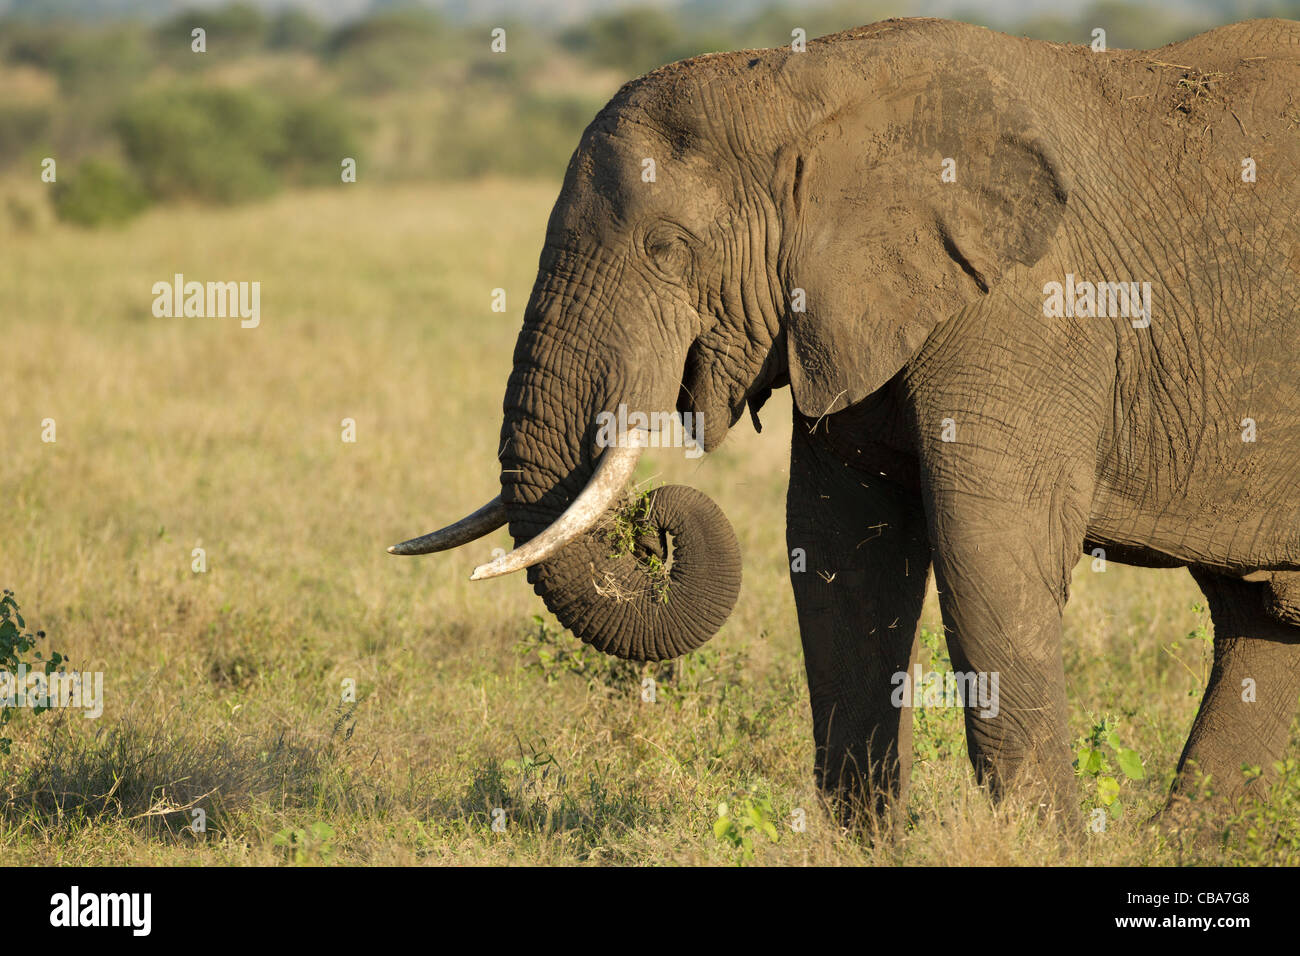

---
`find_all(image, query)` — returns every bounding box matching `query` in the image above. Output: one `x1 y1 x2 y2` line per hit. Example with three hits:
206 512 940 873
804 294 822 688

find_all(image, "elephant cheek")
677 364 739 453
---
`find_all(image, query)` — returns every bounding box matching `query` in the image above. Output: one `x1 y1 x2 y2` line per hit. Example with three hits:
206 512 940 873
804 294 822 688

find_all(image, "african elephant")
392 18 1300 828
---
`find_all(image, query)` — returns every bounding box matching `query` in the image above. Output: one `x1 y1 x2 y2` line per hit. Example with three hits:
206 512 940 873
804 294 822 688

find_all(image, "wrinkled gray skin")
438 18 1300 828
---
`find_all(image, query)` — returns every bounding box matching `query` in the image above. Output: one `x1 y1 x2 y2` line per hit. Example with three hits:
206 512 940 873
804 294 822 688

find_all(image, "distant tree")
268 8 326 52
325 8 453 93
561 9 683 75
155 3 268 57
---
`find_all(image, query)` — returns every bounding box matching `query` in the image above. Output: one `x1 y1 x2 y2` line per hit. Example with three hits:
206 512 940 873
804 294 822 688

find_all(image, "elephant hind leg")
1263 571 1300 626
1168 570 1300 813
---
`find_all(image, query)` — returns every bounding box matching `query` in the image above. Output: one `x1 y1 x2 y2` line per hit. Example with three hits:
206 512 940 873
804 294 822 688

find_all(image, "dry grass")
0 178 1294 865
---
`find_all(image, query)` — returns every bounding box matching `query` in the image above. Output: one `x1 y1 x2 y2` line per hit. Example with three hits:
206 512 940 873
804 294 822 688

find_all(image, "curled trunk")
520 483 741 661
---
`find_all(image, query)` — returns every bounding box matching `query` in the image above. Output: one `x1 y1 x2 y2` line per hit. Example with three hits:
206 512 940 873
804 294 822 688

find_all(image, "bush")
1223 758 1300 865
50 158 149 227
114 87 358 204
280 99 360 186
1 22 63 71
1 590 71 755
115 87 283 203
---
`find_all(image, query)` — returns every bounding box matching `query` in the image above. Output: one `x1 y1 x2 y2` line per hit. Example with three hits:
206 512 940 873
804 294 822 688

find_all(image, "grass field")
1 178 1296 865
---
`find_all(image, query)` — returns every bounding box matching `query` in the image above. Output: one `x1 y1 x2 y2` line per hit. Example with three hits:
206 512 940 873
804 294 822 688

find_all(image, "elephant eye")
644 226 691 276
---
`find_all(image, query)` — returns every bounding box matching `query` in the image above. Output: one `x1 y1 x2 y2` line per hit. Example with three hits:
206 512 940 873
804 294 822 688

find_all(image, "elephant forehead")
552 122 724 236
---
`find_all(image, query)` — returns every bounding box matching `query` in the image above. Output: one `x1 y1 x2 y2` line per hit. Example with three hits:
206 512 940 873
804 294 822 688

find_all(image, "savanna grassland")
2 177 1297 865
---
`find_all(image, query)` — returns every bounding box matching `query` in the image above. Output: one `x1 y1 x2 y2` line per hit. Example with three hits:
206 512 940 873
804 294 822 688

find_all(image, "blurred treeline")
1 0 1296 226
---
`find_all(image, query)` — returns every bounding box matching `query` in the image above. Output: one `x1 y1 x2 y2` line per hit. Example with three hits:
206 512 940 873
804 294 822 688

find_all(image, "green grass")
0 178 1295 865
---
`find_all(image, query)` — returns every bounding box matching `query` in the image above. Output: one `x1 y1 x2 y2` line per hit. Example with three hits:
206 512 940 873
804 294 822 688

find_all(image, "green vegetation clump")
713 788 781 865
515 614 647 692
561 9 690 76
1223 758 1300 865
326 8 455 94
604 490 671 604
51 157 149 226
115 88 356 204
1 591 70 755
1075 715 1146 822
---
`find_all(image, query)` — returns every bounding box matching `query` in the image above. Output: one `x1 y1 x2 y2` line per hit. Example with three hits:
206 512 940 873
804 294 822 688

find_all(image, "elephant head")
390 22 1070 661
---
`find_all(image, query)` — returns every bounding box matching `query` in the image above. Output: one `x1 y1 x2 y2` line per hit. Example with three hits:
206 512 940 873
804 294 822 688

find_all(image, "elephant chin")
523 484 742 661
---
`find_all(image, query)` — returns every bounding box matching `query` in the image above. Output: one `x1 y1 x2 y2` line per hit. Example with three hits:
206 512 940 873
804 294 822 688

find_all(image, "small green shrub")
1074 715 1145 821
1163 601 1214 696
50 158 149 227
560 9 684 75
713 788 780 865
115 87 283 203
267 9 326 52
154 3 269 62
49 26 152 95
279 99 360 186
326 9 451 94
272 821 337 865
1 589 71 755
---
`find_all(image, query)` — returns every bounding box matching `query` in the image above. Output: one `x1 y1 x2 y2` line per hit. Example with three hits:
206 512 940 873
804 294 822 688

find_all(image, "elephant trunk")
492 283 742 661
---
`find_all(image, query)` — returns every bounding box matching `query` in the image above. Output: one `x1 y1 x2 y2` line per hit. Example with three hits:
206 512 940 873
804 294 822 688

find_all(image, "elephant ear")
775 81 1070 417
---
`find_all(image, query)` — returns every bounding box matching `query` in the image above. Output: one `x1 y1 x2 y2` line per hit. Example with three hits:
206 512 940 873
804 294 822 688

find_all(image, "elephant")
391 17 1300 829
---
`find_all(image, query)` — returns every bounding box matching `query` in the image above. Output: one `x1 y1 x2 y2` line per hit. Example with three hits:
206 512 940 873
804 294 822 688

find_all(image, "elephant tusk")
388 497 508 555
470 437 645 581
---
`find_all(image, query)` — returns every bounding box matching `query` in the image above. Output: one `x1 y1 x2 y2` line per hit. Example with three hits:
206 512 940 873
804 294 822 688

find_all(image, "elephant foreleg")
787 416 931 830
908 295 1108 828
926 492 1087 829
